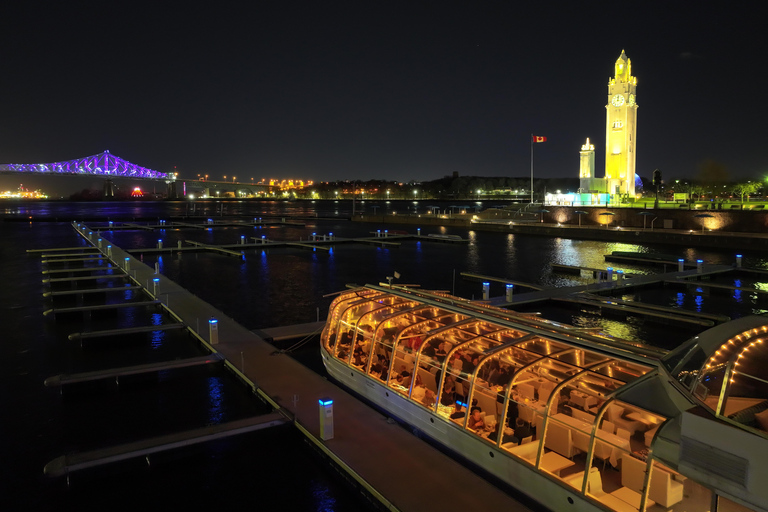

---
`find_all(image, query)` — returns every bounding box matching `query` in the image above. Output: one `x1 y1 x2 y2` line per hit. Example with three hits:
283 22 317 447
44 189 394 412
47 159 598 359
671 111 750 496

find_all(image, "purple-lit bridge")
0 151 171 180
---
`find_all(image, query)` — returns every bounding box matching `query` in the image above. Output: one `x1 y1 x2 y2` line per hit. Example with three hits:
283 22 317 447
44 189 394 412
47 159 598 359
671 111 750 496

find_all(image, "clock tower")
605 50 637 197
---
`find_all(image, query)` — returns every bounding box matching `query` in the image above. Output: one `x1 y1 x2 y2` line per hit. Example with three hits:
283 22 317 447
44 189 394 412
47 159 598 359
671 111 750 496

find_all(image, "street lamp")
232 176 236 183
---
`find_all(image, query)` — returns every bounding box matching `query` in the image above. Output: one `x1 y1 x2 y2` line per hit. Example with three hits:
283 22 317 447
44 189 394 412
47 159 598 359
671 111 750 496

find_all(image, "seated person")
371 354 389 379
420 388 436 407
394 365 411 385
441 375 456 406
514 417 532 441
487 421 518 444
467 408 485 432
450 400 466 420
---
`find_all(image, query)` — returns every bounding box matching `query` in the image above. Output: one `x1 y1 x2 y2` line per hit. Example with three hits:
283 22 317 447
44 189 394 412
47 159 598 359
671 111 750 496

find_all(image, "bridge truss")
0 151 171 180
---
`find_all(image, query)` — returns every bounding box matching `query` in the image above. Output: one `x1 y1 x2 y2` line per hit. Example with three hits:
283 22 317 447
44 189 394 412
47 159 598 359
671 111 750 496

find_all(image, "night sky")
0 2 764 183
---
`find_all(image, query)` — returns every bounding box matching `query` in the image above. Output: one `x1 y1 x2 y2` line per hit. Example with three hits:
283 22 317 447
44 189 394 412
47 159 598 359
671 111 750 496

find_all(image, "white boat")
320 284 768 512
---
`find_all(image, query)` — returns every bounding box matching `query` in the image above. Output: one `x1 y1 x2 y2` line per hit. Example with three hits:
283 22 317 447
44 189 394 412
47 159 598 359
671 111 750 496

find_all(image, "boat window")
323 291 373 353
591 359 651 384
516 337 568 356
551 348 610 368
691 326 768 427
499 394 540 465
673 346 707 390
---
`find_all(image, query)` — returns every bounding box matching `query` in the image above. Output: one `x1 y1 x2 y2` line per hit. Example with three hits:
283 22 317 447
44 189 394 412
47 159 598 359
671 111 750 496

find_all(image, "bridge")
0 151 171 180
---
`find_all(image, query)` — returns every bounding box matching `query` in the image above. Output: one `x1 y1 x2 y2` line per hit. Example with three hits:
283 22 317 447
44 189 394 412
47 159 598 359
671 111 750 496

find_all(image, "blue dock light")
697 259 704 274
377 229 381 237
208 317 219 345
108 221 113 227
329 232 333 240
384 229 389 237
152 277 160 295
736 254 743 268
616 270 624 284
678 258 685 272
417 228 421 236
240 235 245 245
606 267 613 281
505 284 514 301
157 239 163 249
312 232 317 241
97 238 102 249
482 281 490 300
106 245 112 257
319 396 334 440
261 235 266 244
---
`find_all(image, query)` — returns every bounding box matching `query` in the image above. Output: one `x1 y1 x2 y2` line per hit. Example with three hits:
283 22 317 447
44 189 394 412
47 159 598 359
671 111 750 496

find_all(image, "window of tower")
613 120 624 129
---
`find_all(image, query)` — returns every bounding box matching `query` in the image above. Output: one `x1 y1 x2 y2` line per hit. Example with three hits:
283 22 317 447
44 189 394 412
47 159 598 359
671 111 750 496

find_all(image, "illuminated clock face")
628 94 635 106
611 94 625 107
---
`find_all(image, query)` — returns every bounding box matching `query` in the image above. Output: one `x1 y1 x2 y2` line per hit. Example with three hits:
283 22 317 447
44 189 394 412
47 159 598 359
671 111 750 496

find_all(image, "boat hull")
321 346 608 512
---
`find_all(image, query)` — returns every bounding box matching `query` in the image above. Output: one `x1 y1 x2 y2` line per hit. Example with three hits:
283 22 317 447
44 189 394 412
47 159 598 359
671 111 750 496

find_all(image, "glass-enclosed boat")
320 285 768 512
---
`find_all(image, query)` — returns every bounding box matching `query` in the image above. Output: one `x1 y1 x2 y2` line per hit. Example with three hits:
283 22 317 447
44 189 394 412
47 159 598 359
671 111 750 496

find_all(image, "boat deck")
67 224 533 512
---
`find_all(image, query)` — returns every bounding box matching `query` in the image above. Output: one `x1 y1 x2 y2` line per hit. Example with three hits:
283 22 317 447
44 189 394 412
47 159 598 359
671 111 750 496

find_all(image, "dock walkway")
64 223 531 512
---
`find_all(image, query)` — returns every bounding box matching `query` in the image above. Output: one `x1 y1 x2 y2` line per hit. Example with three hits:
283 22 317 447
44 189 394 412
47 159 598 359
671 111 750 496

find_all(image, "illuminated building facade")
604 50 637 197
575 51 638 204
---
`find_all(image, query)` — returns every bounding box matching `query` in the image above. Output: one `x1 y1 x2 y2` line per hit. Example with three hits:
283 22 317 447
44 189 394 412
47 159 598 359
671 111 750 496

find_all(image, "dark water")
4 200 768 510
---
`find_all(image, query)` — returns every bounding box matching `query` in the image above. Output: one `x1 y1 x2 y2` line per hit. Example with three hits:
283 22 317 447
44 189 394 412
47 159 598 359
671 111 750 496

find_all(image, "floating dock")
42 223 531 512
44 353 224 387
43 412 288 478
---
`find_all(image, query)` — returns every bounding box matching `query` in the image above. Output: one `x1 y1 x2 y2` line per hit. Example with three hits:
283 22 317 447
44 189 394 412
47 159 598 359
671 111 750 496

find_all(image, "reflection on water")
207 376 224 424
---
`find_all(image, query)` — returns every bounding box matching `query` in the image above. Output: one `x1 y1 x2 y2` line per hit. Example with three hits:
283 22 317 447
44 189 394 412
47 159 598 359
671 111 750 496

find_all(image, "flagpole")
530 134 534 204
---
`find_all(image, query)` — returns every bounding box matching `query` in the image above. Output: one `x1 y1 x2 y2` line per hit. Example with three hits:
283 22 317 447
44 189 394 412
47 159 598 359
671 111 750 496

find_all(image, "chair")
545 422 575 458
644 425 659 447
586 468 605 497
521 435 533 444
648 467 684 508
518 383 535 400
538 380 555 403
593 439 614 470
621 453 647 492
600 420 615 434
616 427 631 441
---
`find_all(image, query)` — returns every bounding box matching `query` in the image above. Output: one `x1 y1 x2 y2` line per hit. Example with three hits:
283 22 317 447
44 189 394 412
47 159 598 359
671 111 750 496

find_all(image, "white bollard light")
319 398 334 440
209 317 219 345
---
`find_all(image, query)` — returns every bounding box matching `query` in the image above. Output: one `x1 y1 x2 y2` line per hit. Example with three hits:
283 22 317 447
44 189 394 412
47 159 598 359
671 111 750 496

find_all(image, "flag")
533 135 547 143
394 271 401 279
